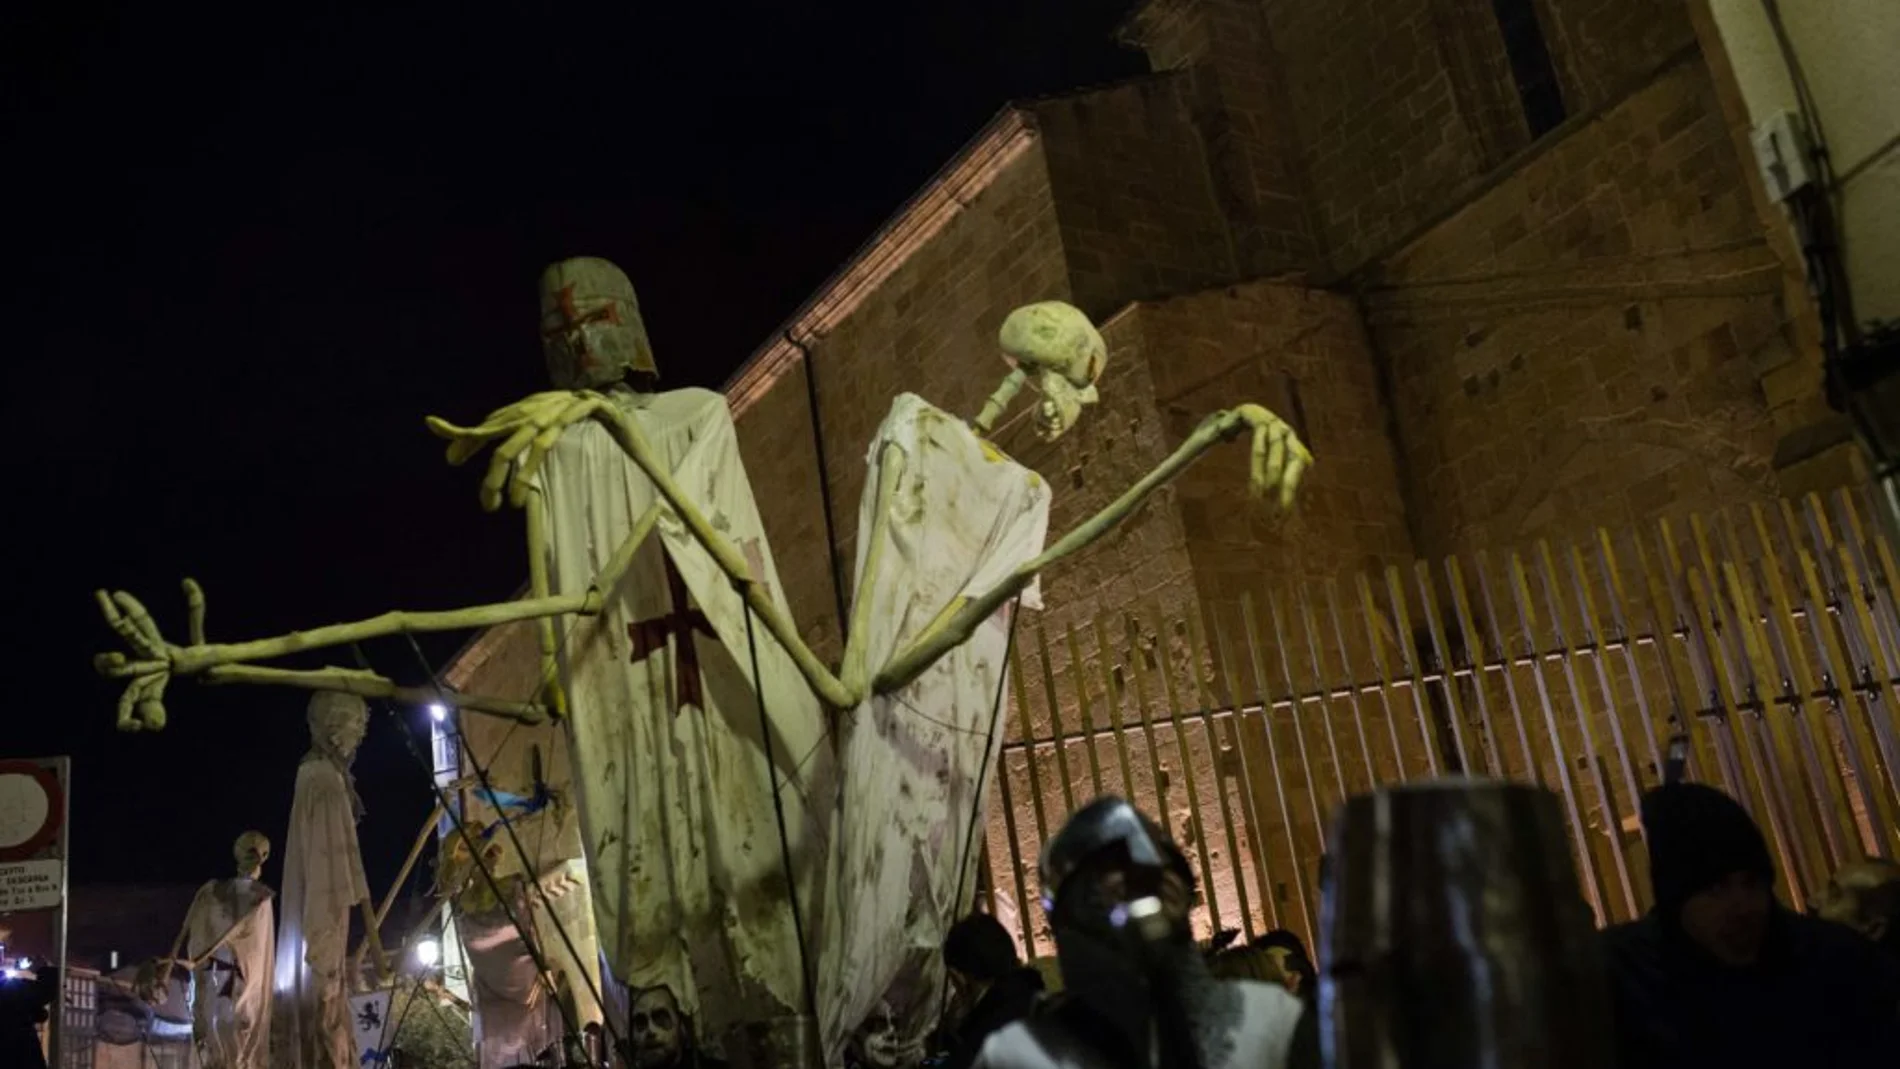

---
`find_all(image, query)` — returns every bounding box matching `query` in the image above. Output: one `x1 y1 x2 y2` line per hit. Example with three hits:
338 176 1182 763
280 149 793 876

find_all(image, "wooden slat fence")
978 489 1900 958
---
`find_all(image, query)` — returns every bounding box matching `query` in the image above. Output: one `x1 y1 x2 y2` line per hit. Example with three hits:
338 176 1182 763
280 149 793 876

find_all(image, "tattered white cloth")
819 393 1052 1061
182 877 275 1069
273 755 372 1069
531 387 834 1040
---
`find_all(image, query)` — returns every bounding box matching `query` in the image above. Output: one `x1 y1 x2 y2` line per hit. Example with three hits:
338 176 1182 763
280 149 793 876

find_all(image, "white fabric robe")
273 756 371 1069
531 387 833 1042
183 876 275 1069
820 393 1052 1060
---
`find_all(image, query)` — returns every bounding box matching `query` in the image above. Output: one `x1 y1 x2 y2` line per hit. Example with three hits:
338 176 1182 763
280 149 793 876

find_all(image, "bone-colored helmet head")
307 691 370 761
538 257 658 390
233 830 271 876
998 301 1107 441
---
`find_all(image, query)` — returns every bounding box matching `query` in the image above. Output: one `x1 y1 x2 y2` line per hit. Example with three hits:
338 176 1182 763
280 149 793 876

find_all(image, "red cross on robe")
627 554 718 714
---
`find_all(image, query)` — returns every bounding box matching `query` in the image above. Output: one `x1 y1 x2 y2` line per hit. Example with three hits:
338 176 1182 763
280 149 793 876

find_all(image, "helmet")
1039 795 1194 913
538 257 658 389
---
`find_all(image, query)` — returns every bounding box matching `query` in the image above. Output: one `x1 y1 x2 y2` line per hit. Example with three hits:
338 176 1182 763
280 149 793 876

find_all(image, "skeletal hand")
92 579 207 732
1234 403 1313 509
425 390 615 511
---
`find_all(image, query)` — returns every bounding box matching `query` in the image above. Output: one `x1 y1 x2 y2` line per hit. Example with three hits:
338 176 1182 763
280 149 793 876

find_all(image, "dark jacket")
943 967 1046 1069
1601 907 1900 1069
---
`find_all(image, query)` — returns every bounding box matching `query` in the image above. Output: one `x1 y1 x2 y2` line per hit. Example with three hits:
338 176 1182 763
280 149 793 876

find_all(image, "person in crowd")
1817 856 1900 961
1207 930 1318 1066
623 984 727 1069
1600 782 1899 1067
972 796 1309 1069
938 912 1045 1069
0 934 53 1069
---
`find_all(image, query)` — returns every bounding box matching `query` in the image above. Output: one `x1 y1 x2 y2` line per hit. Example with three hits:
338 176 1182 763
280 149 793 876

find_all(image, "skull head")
851 1001 921 1069
998 301 1106 441
628 985 684 1069
307 691 369 762
539 257 657 390
232 831 271 879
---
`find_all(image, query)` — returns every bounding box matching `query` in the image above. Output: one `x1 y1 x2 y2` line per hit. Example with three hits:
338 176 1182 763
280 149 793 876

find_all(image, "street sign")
0 758 67 913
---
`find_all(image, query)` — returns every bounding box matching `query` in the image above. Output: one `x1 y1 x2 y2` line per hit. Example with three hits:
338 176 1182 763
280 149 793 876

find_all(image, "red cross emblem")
627 556 718 714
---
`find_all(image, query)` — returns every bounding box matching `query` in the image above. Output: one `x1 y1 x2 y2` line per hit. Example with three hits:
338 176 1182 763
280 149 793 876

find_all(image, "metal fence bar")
1062 622 1108 800
1241 593 1316 943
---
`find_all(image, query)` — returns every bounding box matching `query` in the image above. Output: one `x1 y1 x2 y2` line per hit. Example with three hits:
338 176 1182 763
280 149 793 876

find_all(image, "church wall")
1363 53 1786 562
1030 75 1245 318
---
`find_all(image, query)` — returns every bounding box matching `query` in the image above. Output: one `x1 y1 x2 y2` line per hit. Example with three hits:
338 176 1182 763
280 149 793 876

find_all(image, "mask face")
538 258 655 389
628 988 682 1068
233 832 270 876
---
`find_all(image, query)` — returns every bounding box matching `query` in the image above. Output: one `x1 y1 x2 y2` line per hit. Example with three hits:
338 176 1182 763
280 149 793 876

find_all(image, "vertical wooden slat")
1835 491 1900 676
1292 584 1352 801
1147 602 1226 935
1792 544 1896 856
1032 623 1078 818
1568 542 1664 788
1355 573 1412 783
1442 558 1504 778
1091 614 1140 803
1748 504 1859 866
1267 587 1333 843
1470 552 1544 786
1651 521 1744 798
1181 608 1256 938
993 753 1037 954
1677 515 1803 905
1720 552 1829 898
1241 593 1317 942
1122 608 1178 842
1830 541 1900 847
1385 566 1446 776
1413 560 1476 774
1061 623 1108 800
1594 529 1680 783
1209 607 1282 931
1009 647 1053 850
1321 578 1384 788
1792 497 1900 853
1531 541 1641 919
1504 550 1613 925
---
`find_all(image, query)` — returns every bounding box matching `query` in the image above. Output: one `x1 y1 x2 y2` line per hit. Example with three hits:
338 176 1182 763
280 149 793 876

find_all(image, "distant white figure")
273 691 387 1069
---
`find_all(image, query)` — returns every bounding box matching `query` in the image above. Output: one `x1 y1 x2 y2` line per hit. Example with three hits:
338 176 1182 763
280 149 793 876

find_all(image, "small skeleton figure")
145 831 276 1069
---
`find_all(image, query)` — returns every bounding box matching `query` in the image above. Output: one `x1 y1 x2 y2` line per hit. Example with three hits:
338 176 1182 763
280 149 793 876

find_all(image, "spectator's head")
1249 929 1316 996
1817 858 1900 950
944 912 1020 985
1641 783 1775 965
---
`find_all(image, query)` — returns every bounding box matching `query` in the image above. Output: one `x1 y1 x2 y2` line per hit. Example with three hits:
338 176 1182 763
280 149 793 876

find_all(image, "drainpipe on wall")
788 330 852 643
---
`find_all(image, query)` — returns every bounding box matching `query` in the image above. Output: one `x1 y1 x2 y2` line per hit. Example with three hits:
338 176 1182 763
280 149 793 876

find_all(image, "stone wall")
1363 53 1787 559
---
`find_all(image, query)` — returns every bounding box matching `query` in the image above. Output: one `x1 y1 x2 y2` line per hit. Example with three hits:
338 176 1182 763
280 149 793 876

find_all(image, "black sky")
2 3 1144 905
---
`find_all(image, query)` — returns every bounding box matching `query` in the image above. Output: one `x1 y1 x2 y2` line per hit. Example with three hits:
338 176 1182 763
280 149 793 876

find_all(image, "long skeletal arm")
872 404 1311 695
92 500 665 730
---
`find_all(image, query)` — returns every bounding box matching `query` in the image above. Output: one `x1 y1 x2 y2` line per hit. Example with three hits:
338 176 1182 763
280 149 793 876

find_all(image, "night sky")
6 3 1144 902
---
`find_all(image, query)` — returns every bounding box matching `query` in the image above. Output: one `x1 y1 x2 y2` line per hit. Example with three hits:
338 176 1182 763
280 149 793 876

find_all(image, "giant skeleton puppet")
91 257 1312 1063
142 831 277 1069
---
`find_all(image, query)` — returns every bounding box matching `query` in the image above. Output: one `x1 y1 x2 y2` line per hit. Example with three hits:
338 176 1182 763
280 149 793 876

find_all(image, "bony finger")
1280 456 1309 510
481 425 539 511
1265 424 1289 488
113 591 166 652
509 421 567 508
116 681 142 732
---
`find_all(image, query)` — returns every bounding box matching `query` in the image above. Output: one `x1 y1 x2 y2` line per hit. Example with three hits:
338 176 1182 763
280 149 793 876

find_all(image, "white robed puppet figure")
525 258 833 1047
821 303 1107 1061
145 831 277 1069
274 690 387 1069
